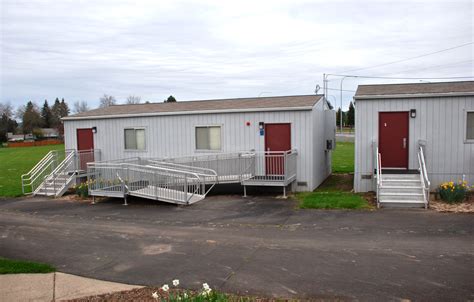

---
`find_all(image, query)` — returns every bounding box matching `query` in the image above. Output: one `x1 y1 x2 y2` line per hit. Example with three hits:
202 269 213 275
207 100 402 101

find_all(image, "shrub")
74 181 90 198
438 181 470 203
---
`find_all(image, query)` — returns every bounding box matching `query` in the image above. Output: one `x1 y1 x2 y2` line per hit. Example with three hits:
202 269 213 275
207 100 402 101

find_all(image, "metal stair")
35 172 75 197
22 149 100 198
378 174 426 207
375 146 430 209
32 150 77 197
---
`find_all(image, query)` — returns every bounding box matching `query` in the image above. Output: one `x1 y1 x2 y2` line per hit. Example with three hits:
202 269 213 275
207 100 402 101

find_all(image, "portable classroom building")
62 95 335 192
354 81 474 193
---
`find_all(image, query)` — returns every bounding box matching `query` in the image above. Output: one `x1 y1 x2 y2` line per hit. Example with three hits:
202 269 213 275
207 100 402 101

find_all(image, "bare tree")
0 102 14 118
73 101 90 113
99 94 116 108
126 95 141 104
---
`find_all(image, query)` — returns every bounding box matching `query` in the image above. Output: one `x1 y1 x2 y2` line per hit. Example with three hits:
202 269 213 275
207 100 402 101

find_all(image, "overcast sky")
1 0 473 110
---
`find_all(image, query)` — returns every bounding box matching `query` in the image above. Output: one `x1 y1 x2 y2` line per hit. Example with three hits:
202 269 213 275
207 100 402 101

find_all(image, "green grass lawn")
0 258 55 274
0 144 65 197
332 142 354 173
296 174 372 210
297 191 370 209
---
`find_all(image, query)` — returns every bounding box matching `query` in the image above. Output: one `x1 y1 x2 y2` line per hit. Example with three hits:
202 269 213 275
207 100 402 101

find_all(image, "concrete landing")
0 272 143 301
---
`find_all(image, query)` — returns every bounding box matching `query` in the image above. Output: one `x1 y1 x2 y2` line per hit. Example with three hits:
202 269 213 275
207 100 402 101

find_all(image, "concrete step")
379 199 427 208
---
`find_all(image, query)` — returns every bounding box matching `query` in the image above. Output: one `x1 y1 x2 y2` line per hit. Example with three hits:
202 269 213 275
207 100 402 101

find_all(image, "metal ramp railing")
87 150 298 203
157 152 255 183
87 160 217 205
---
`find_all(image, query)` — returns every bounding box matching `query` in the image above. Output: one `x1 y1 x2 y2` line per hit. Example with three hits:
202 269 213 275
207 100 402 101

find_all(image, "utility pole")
340 76 348 133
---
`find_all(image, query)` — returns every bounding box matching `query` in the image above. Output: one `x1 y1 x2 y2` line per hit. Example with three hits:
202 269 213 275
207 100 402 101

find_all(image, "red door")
77 129 94 170
264 123 291 175
379 112 408 169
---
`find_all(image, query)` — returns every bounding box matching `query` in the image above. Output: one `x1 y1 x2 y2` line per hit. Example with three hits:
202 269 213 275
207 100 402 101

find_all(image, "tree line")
336 101 355 128
0 94 177 143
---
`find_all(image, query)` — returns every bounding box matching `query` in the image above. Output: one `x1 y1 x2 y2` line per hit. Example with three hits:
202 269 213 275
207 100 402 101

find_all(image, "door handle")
403 138 407 149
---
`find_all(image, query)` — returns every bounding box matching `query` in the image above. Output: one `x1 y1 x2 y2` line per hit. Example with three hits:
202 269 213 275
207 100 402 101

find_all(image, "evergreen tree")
164 95 177 103
51 98 61 127
336 108 342 128
59 98 70 117
41 100 53 127
347 101 355 128
22 101 42 134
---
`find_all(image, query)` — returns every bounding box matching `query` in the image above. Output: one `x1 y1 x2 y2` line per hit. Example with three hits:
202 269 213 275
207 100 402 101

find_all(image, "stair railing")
375 147 382 208
417 146 430 208
21 150 61 194
37 150 76 196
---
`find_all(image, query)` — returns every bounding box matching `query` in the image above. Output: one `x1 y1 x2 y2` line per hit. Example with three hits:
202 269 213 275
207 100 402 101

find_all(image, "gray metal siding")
354 96 474 192
64 110 322 192
311 100 332 189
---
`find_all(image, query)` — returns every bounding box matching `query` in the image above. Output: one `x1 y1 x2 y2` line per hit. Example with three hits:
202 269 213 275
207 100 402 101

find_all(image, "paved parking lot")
0 194 473 301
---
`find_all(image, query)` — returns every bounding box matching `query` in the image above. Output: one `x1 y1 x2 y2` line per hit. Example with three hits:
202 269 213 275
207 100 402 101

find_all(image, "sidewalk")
0 272 143 301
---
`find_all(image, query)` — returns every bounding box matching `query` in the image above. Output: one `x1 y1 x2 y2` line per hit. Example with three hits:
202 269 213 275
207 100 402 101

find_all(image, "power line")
337 42 473 74
325 87 356 92
383 60 473 75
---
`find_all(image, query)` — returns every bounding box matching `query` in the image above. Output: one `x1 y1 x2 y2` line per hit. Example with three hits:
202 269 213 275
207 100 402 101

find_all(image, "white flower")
161 284 169 292
183 292 188 298
152 291 159 299
202 283 210 290
172 279 180 287
200 288 212 296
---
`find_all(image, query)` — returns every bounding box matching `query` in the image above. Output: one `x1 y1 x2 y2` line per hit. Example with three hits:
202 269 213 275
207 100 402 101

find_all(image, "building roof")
354 81 474 99
41 128 59 136
63 95 323 120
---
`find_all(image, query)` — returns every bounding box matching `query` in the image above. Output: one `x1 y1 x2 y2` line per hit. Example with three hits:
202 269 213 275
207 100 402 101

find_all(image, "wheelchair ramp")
88 161 217 205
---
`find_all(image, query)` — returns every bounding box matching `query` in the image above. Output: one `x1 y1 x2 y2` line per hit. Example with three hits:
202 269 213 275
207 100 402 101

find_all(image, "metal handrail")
375 147 382 208
21 150 61 194
33 150 76 196
418 146 430 208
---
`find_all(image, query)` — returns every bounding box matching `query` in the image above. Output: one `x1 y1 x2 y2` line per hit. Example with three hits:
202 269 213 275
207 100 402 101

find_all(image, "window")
124 128 146 150
467 111 474 141
195 126 221 151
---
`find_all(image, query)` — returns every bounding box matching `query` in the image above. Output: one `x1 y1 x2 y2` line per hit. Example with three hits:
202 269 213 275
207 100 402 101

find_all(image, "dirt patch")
317 174 354 192
430 200 474 213
64 286 339 302
61 192 108 203
141 244 172 255
429 192 474 213
362 192 377 208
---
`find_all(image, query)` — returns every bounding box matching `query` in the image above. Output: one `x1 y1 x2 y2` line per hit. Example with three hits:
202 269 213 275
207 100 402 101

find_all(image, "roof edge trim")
62 106 314 121
354 92 474 100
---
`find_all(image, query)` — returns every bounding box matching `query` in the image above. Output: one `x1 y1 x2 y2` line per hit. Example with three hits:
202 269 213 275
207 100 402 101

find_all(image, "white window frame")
465 110 474 144
195 125 222 152
124 127 147 151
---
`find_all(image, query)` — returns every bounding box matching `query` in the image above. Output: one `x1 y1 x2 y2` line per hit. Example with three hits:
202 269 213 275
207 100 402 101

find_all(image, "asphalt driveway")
0 194 472 301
